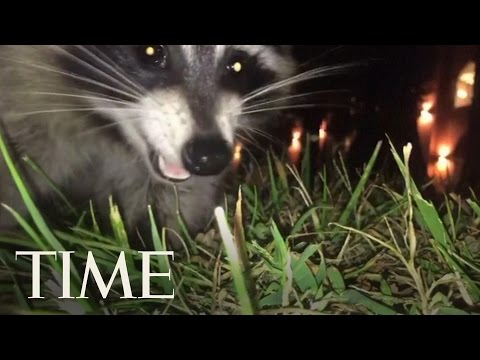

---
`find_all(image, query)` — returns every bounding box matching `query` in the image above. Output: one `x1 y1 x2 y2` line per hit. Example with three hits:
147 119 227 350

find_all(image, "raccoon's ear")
270 45 293 55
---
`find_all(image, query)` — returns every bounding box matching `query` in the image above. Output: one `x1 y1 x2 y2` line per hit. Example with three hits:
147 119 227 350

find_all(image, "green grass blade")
22 156 77 216
327 266 346 293
0 132 90 311
341 289 397 315
291 244 320 293
267 151 279 210
467 199 480 218
0 134 65 252
333 141 382 245
214 207 254 315
301 134 312 193
148 206 174 295
388 140 480 301
108 198 134 268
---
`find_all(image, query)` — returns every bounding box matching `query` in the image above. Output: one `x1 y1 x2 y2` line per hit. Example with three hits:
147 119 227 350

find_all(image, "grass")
0 132 479 315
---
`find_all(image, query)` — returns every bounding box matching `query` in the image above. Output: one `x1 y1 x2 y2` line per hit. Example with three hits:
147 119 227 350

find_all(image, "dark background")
277 45 437 179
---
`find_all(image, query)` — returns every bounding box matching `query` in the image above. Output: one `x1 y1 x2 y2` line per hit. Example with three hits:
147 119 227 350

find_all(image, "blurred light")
422 101 434 112
292 129 302 141
438 144 451 158
232 142 243 169
435 144 454 180
318 121 327 150
234 143 242 161
456 88 468 100
460 72 475 86
455 62 475 108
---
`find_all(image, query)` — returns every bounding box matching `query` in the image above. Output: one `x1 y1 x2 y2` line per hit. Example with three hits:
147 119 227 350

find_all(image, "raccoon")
0 45 298 248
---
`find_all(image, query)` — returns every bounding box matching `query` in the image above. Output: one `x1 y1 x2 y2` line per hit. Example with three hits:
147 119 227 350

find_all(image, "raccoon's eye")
222 50 274 95
227 53 248 75
138 45 168 69
228 60 244 74
224 52 251 90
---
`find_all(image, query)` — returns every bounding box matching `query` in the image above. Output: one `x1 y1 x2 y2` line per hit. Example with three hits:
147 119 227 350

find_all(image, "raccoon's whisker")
85 46 168 111
24 88 133 103
74 45 147 96
297 45 347 69
14 102 87 108
71 46 165 113
236 130 262 149
0 56 143 102
235 134 276 178
15 108 144 117
235 133 265 156
248 128 281 145
237 125 280 145
238 103 349 116
234 134 263 175
242 89 350 110
249 64 354 98
243 146 263 174
17 92 136 107
75 116 146 137
243 63 361 103
49 46 146 100
81 90 132 102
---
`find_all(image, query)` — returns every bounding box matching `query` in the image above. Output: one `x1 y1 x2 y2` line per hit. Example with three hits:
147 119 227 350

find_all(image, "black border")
0 7 478 44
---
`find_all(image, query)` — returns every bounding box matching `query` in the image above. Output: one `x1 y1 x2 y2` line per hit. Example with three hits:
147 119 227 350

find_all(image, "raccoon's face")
61 45 296 182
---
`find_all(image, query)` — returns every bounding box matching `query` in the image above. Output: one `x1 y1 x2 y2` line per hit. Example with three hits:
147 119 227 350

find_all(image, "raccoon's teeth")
158 156 191 181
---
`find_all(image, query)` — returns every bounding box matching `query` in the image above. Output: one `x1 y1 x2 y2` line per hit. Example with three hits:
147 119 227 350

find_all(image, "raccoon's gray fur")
0 45 296 248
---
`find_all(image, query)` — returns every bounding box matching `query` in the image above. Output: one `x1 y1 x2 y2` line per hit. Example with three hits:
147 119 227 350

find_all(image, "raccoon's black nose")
182 136 233 176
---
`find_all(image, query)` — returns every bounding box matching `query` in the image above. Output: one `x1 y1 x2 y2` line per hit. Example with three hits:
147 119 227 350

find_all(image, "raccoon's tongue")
158 156 191 181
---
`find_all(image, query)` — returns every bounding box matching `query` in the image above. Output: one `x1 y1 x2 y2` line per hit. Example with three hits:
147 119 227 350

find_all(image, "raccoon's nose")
182 136 233 176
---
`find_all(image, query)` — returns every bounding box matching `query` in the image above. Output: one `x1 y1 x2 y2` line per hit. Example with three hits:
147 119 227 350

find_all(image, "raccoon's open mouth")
149 152 191 183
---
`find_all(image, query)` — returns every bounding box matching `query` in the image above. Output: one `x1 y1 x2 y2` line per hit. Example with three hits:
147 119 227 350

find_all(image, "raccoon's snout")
182 135 233 176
